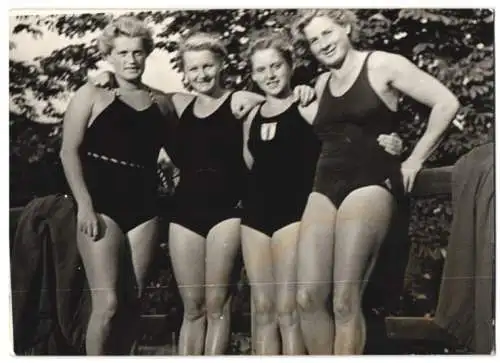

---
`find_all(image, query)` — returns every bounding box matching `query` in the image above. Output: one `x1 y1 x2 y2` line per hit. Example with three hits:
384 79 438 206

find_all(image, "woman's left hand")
401 159 423 193
293 85 316 106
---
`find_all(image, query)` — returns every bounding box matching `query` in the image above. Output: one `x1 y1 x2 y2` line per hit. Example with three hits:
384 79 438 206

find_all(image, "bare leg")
169 223 206 355
77 214 124 355
204 218 241 355
272 222 305 355
114 217 160 354
333 186 395 355
241 225 278 355
296 192 337 355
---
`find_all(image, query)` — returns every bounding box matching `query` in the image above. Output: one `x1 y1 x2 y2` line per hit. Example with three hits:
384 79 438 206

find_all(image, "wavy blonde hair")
291 9 359 54
178 31 228 70
97 15 154 56
244 28 295 69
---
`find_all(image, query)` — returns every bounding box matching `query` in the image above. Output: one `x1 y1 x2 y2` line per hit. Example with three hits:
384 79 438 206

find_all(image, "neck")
197 86 226 101
265 89 294 107
328 48 360 79
115 75 143 91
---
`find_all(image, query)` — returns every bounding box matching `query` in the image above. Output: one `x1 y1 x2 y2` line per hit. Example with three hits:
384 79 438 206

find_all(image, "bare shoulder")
368 51 416 76
146 86 177 114
231 90 265 119
172 92 196 117
314 71 330 91
71 82 102 105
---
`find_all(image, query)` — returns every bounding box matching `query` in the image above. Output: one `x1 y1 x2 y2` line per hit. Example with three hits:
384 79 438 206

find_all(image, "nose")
265 68 276 79
318 39 330 51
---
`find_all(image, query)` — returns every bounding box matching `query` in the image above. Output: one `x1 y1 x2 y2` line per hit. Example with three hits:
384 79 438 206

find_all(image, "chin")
120 72 143 82
194 83 216 94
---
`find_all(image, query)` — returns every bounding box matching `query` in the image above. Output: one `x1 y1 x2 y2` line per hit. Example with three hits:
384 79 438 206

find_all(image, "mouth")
265 80 280 89
322 47 337 57
124 67 139 72
196 79 212 85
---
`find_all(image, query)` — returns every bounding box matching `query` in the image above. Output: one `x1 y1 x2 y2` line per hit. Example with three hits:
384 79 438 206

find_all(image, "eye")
255 66 265 73
272 62 283 70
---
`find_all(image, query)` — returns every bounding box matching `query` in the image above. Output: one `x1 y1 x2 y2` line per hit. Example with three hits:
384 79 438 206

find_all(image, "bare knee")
333 287 360 323
205 289 229 320
183 293 205 322
253 293 276 325
277 298 298 328
92 290 119 324
296 286 328 314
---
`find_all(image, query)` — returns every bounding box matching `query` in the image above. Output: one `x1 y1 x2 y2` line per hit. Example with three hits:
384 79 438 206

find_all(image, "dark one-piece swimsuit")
242 103 321 237
312 52 404 207
80 89 171 233
169 93 247 238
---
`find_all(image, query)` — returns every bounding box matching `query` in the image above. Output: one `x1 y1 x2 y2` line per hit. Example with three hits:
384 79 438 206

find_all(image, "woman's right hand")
77 204 100 241
89 71 115 89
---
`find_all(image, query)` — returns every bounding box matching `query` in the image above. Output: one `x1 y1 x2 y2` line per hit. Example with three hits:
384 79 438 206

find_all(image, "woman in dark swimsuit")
60 16 176 355
291 10 460 354
240 30 403 355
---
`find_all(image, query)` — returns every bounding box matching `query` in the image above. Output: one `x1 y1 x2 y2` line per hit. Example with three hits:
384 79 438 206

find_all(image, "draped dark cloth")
10 194 89 355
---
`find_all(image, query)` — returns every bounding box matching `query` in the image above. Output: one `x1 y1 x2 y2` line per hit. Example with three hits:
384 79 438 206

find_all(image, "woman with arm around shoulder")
165 31 272 356
240 29 403 355
59 15 176 355
291 9 460 355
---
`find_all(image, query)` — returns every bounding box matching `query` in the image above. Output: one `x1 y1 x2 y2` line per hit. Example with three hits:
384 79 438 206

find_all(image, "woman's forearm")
406 100 459 165
60 149 93 209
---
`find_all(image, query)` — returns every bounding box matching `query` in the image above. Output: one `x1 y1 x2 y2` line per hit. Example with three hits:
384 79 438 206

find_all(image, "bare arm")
242 106 260 170
59 84 101 238
382 53 459 192
60 84 96 209
387 53 460 165
298 100 319 125
231 90 266 119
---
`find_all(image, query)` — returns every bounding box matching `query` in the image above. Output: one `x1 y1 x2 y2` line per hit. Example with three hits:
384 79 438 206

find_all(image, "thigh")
272 223 300 305
77 214 124 294
334 186 396 288
205 218 241 288
297 192 337 286
126 216 160 293
169 223 206 303
241 225 274 295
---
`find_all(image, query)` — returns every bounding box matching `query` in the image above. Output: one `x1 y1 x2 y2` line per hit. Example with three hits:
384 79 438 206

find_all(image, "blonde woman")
60 16 177 355
291 10 460 354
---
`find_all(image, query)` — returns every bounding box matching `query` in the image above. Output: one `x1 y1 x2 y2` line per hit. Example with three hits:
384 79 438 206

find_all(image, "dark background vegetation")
9 9 494 354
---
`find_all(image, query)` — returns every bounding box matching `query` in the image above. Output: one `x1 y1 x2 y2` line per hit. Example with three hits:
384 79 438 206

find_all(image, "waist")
84 151 154 170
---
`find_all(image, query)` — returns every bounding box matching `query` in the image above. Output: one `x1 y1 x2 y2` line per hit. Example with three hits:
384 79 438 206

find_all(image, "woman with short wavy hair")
60 15 177 355
291 9 459 355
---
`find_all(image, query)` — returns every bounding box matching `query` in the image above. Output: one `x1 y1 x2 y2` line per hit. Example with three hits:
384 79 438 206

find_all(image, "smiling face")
182 49 223 95
251 48 292 97
303 16 351 69
107 36 147 82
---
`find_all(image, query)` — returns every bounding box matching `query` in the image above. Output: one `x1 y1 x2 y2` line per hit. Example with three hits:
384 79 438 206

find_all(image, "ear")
343 24 352 36
251 71 257 83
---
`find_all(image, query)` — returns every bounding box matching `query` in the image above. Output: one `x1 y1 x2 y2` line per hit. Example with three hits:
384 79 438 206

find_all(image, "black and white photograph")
7 4 495 356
